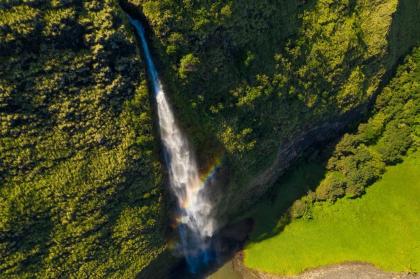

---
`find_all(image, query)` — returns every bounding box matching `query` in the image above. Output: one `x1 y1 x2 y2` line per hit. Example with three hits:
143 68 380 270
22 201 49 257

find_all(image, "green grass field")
243 151 420 275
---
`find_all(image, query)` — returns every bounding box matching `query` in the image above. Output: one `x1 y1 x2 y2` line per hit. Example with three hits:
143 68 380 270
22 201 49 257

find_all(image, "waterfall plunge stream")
129 17 215 273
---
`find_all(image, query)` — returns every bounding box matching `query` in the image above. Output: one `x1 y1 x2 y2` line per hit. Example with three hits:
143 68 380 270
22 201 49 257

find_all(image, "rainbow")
199 152 224 188
172 151 225 220
168 152 225 252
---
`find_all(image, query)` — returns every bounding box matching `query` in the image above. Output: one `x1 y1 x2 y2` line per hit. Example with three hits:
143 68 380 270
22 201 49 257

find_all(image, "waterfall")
128 17 215 272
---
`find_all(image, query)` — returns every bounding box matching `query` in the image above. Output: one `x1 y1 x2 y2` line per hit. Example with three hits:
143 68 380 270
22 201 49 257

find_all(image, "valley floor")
243 151 420 276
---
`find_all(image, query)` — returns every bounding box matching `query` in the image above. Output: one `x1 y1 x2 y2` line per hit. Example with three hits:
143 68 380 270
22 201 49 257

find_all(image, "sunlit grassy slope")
244 151 420 275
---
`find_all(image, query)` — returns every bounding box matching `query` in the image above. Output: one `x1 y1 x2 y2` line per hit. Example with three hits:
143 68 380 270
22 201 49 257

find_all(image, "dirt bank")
231 252 419 279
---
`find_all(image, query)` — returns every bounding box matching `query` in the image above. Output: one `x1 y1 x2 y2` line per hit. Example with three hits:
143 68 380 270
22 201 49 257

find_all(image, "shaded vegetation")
0 0 166 277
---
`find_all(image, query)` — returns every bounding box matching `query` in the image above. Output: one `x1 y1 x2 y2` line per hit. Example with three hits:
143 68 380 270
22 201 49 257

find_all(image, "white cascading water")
128 17 215 272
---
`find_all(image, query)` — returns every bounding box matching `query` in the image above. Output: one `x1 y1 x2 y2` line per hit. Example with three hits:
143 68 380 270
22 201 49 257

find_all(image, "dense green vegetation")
127 0 420 217
1 0 420 277
244 152 420 275
243 46 420 274
0 1 166 277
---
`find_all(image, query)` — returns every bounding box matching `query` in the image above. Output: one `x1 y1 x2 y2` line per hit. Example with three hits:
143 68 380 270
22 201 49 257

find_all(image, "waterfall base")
171 218 254 278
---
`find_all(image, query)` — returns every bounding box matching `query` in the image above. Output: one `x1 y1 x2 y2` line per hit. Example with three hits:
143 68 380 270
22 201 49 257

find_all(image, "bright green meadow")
244 151 420 275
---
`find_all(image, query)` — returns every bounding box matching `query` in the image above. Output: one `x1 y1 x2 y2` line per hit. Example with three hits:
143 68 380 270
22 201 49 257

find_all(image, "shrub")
178 53 200 79
290 195 314 219
315 172 346 201
376 122 413 164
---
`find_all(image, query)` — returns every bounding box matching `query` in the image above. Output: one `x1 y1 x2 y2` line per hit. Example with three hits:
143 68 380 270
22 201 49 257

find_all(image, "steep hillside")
0 0 166 277
125 0 420 222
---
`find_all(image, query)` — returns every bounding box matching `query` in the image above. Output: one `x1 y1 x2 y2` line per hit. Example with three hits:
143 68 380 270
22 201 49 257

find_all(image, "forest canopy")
0 1 166 277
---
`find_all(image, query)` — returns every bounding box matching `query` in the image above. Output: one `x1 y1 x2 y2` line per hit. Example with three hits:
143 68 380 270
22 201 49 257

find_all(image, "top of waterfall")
127 15 161 95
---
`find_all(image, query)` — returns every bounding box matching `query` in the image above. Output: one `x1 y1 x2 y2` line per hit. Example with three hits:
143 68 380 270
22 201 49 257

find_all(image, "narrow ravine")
128 16 216 274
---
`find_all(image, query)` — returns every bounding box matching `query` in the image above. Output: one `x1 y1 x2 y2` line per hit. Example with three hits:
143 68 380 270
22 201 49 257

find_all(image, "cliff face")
126 0 420 224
